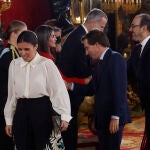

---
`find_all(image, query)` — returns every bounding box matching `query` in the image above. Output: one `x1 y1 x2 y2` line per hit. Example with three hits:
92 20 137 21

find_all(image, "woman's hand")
5 125 13 137
60 120 69 132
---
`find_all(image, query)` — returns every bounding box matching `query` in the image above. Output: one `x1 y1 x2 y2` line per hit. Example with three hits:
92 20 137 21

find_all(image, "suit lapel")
138 39 150 72
141 39 150 59
136 39 150 80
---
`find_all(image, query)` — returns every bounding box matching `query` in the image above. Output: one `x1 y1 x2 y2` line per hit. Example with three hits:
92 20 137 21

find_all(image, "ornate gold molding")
71 0 141 24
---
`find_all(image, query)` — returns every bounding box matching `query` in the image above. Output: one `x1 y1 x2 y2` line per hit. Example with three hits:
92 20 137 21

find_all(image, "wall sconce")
0 0 12 14
0 0 11 26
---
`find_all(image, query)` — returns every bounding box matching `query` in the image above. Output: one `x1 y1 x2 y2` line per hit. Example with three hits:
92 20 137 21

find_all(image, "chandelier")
100 0 141 13
71 0 141 24
0 0 11 14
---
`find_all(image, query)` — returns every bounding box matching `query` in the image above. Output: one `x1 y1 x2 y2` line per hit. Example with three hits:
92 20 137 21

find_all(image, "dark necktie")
137 43 142 57
96 60 103 83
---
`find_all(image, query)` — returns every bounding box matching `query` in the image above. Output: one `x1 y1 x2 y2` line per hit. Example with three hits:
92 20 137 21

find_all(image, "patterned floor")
78 116 145 150
121 116 144 150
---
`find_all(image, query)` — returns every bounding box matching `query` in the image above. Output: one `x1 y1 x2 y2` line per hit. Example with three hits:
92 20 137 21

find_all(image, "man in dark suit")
57 8 108 150
127 13 150 150
82 30 131 150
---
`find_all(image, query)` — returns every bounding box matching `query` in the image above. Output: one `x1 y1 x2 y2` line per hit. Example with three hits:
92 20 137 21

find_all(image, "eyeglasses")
130 24 140 29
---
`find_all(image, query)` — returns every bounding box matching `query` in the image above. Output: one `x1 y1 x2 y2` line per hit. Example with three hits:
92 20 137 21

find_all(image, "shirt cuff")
61 114 72 123
5 117 13 125
70 82 74 91
111 115 120 119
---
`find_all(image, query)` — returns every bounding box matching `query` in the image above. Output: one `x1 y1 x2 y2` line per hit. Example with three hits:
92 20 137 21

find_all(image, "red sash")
39 51 86 84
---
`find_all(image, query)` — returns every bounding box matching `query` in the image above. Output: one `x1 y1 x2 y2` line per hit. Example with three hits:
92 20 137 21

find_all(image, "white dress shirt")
4 53 72 125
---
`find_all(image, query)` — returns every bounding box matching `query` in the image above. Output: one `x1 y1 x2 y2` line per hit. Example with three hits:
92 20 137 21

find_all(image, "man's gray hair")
85 8 108 23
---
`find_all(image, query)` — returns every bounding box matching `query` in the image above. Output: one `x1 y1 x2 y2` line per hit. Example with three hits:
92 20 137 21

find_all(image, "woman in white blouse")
4 30 72 150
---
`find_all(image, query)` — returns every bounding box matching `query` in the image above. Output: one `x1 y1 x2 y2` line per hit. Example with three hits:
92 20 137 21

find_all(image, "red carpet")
78 116 144 150
121 116 144 150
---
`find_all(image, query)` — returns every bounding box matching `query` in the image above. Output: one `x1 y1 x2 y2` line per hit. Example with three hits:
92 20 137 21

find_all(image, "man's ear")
35 44 38 50
142 25 148 32
95 42 100 47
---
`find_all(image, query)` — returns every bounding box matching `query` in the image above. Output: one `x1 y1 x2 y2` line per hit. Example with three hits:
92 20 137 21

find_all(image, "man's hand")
84 75 92 84
109 118 119 134
64 81 72 90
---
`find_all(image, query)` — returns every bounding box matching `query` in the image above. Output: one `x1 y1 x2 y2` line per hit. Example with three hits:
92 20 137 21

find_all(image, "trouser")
0 114 14 150
13 96 52 150
62 92 84 150
97 125 124 150
62 116 78 150
140 113 150 150
62 93 84 150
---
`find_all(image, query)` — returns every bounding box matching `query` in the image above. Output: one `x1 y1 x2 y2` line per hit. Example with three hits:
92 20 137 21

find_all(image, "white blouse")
4 53 72 125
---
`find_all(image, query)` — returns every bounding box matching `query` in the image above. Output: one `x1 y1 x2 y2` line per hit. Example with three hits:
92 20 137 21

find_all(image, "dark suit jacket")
94 49 131 129
58 25 91 78
0 44 18 115
128 39 150 112
58 25 94 116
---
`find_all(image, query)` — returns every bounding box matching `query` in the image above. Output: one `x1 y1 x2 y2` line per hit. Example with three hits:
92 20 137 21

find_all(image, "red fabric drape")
1 0 51 30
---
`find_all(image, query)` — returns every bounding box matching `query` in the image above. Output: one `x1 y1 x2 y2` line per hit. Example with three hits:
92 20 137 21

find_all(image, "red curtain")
1 0 51 30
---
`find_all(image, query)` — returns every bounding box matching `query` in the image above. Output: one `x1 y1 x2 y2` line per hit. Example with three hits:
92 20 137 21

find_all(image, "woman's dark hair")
17 30 38 46
3 20 27 40
35 25 54 53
